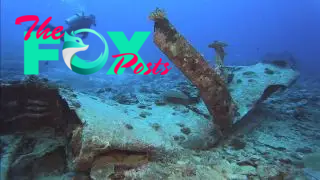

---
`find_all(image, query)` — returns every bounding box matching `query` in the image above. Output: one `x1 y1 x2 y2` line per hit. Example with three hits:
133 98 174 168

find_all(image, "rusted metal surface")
149 9 235 134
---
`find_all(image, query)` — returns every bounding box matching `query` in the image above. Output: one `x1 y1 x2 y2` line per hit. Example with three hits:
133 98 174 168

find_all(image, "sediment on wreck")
149 8 235 134
0 76 83 180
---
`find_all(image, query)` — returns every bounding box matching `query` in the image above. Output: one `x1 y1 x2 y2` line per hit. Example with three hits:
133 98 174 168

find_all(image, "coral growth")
148 8 167 21
208 41 229 81
208 40 228 67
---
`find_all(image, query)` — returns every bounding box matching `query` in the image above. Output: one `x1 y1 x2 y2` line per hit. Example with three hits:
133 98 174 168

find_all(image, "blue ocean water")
1 0 320 179
1 0 320 74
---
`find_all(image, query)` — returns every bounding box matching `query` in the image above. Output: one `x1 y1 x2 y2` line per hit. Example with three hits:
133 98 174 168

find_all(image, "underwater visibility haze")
0 0 320 179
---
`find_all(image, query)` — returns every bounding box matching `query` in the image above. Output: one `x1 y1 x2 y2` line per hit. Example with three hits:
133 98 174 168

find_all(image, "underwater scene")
1 0 320 179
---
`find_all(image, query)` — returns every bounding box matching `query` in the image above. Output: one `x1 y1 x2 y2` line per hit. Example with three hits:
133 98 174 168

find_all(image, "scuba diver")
28 12 96 41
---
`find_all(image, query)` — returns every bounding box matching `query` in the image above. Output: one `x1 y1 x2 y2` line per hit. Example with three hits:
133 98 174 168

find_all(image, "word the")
15 15 172 75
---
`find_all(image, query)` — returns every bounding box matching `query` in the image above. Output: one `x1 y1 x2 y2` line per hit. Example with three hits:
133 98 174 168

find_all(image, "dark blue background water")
1 0 319 76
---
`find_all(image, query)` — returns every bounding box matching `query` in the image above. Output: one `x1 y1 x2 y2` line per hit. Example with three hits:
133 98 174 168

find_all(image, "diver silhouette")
28 13 96 41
